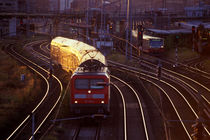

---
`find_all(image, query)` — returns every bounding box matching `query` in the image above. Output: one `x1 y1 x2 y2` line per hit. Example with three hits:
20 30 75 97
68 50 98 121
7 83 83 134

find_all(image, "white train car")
51 36 106 72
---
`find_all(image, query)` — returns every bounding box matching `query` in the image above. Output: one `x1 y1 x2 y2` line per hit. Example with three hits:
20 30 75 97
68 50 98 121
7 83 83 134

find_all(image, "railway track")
135 56 210 120
116 49 210 119
31 40 151 140
5 41 63 140
8 34 209 139
29 38 210 139
111 75 150 140
28 39 127 140
109 60 210 139
71 120 102 140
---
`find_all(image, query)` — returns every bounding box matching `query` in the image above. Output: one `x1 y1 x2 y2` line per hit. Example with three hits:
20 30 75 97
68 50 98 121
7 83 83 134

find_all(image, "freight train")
51 37 110 115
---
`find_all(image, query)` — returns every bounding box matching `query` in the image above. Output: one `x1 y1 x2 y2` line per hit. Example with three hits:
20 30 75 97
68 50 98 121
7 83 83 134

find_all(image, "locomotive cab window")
75 79 105 89
90 79 104 89
75 79 89 89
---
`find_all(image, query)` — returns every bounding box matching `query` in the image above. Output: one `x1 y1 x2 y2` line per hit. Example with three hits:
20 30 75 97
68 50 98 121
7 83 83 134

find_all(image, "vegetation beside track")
107 52 141 68
108 47 199 65
162 47 199 62
0 36 46 139
202 59 210 73
162 34 200 62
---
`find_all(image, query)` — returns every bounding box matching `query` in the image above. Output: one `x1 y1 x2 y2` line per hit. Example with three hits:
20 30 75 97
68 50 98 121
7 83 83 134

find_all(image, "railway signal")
157 61 162 79
192 26 195 52
175 35 179 41
137 25 143 46
109 24 113 33
192 26 196 35
108 20 113 34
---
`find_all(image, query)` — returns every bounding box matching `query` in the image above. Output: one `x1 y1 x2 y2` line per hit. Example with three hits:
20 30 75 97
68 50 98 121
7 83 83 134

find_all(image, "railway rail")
109 59 210 139
5 41 63 140
29 35 210 139
28 37 152 140
6 31 209 139
136 56 210 120
71 120 102 140
111 75 150 140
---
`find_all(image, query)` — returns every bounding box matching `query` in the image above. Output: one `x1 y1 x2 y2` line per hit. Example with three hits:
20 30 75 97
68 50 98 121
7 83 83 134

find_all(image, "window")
75 79 89 89
90 79 104 89
75 79 104 89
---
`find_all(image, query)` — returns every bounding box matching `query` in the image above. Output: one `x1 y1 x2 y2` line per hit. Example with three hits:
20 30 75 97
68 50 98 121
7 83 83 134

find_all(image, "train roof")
51 37 106 66
132 30 163 40
143 34 163 40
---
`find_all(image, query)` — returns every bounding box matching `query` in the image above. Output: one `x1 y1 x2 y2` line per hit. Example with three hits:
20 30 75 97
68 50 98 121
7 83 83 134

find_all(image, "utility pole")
175 35 179 67
86 0 89 43
191 91 204 140
58 0 60 13
129 0 132 59
32 113 35 140
0 29 2 39
157 60 162 79
175 47 178 67
162 0 166 9
192 26 195 52
125 0 130 59
100 0 103 50
49 22 53 93
65 0 67 12
119 0 122 13
26 0 30 37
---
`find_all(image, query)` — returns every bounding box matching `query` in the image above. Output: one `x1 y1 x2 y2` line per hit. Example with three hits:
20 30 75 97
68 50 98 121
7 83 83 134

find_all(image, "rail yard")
1 29 209 140
1 1 210 140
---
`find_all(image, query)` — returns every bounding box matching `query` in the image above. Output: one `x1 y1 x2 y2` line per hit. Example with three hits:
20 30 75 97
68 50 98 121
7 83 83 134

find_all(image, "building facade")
0 0 18 12
70 0 210 14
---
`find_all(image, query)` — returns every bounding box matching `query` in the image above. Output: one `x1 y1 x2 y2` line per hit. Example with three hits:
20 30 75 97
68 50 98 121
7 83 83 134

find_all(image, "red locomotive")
51 37 110 115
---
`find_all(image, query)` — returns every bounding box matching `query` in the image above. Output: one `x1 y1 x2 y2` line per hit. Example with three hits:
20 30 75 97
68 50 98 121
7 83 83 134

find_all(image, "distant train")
51 37 110 115
132 30 164 53
142 34 164 53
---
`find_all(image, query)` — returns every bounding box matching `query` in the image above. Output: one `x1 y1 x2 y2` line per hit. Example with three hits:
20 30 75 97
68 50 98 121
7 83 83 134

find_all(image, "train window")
90 79 104 89
75 79 105 89
75 79 89 89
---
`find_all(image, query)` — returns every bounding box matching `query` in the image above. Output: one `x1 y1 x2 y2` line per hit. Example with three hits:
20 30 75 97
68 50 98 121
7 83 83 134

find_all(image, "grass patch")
106 52 127 63
0 37 43 139
107 52 140 67
163 47 199 62
202 59 210 73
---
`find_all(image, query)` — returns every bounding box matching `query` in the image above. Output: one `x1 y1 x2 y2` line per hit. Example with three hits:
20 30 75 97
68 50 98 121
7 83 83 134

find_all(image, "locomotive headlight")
101 101 104 104
88 90 91 94
75 101 78 103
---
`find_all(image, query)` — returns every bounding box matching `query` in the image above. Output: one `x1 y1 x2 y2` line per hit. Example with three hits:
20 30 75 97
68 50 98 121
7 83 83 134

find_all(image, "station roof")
146 28 192 34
